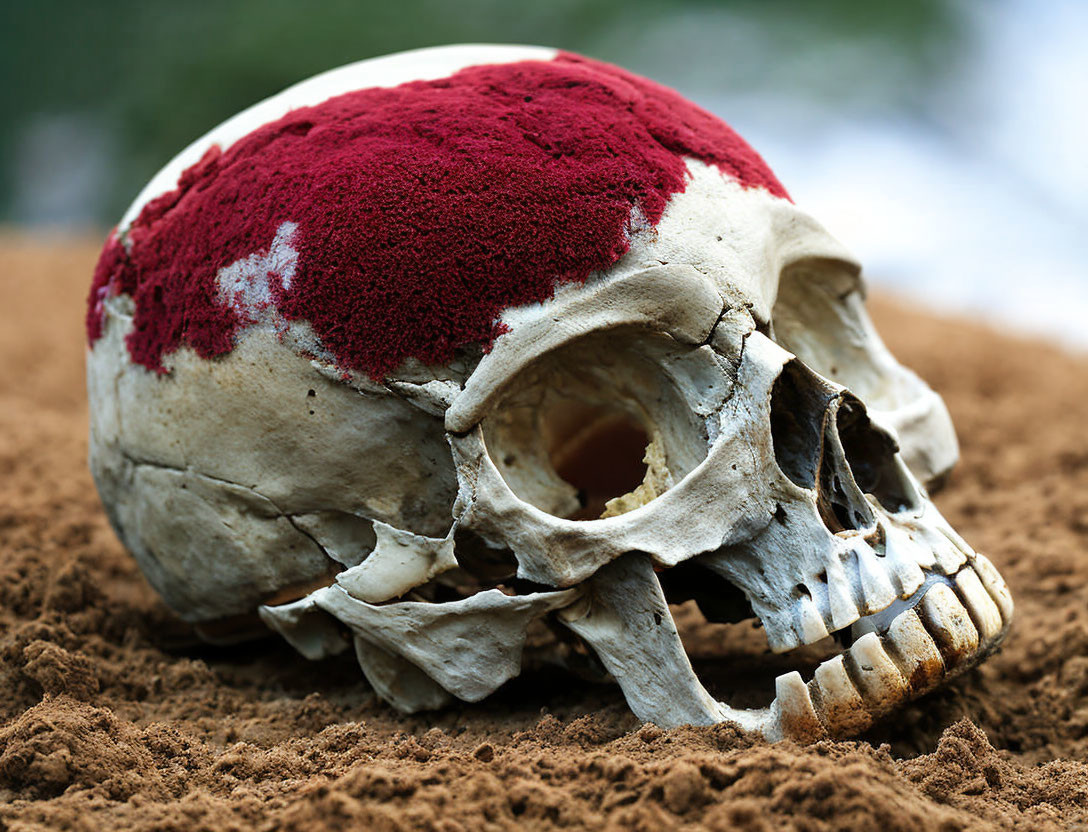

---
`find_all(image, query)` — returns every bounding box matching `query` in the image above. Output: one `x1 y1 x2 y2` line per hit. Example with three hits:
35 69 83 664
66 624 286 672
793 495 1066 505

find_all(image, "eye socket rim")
477 327 716 522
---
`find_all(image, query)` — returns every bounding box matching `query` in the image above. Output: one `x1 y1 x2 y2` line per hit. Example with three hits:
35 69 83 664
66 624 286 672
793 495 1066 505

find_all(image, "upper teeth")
767 554 1012 741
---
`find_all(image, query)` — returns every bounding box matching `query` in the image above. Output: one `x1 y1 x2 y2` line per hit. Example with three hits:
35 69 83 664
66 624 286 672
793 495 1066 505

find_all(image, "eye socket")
480 330 707 521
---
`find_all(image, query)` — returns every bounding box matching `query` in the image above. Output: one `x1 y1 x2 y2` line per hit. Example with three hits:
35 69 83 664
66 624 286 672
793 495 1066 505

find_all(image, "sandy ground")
1 231 1087 831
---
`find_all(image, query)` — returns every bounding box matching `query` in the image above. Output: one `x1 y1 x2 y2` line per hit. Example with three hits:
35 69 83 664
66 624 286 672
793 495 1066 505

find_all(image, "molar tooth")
796 595 830 644
855 545 897 615
825 558 859 631
883 608 944 695
773 671 826 743
954 568 1004 644
917 583 980 671
846 632 910 718
971 554 1014 624
812 654 871 737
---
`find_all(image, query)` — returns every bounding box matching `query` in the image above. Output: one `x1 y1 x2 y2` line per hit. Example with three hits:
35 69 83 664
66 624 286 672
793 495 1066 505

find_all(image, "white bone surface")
258 595 350 660
313 585 579 702
352 636 453 713
557 553 724 727
335 522 458 604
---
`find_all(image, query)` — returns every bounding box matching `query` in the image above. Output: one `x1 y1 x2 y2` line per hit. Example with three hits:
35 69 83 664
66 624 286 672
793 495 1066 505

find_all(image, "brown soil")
1 231 1086 831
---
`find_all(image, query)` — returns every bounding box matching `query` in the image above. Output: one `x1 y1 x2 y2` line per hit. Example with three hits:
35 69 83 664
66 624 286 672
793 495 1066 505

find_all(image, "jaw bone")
556 552 1011 741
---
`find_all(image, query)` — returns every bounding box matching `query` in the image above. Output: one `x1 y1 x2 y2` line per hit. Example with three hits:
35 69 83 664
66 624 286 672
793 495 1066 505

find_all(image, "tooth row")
789 525 982 648
791 547 876 646
773 561 1011 740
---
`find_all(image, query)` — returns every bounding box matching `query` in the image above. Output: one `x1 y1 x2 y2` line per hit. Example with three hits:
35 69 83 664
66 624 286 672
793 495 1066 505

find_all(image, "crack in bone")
86 74 1006 741
450 332 784 588
105 452 338 620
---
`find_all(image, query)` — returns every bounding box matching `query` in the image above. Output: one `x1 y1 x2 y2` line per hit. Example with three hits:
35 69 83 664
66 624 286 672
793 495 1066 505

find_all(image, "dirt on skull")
2 233 1088 830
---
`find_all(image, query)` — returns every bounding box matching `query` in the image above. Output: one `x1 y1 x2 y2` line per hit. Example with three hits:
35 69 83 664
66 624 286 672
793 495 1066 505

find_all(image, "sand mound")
2 232 1086 830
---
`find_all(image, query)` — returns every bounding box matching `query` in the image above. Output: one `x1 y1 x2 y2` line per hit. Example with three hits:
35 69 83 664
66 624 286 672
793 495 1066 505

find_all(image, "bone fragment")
353 635 453 712
313 584 577 702
557 553 723 728
335 521 458 604
258 595 350 660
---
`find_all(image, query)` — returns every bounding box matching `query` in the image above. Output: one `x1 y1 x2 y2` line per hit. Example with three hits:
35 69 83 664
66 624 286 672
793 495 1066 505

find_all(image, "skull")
86 45 1012 740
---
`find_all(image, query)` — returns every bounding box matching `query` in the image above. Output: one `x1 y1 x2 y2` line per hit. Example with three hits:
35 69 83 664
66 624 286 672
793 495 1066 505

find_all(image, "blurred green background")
1 0 1084 346
0 0 961 225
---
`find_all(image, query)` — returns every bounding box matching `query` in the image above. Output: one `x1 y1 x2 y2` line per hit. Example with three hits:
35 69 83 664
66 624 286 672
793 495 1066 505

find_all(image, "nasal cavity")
770 360 834 491
834 398 921 515
771 362 909 534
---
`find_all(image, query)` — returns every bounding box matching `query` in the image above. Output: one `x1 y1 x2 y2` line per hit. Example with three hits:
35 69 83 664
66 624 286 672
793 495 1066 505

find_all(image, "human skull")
86 45 1012 740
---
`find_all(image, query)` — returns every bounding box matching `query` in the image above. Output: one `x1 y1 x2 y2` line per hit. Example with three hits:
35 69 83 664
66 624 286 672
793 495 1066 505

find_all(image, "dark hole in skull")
770 361 921 534
547 402 650 520
835 398 920 514
660 560 843 710
769 360 833 490
482 330 707 521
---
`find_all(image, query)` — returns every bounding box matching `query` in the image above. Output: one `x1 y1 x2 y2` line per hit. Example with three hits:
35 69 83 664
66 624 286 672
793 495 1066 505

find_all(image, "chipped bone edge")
98 299 1011 742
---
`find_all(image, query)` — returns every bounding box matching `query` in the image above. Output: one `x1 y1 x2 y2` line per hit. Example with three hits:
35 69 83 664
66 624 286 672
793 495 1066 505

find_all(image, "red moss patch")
87 52 788 379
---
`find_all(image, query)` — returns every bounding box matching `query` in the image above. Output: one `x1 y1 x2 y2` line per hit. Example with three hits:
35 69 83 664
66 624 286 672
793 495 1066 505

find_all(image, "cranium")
86 45 1012 740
